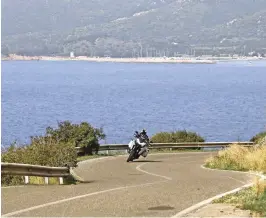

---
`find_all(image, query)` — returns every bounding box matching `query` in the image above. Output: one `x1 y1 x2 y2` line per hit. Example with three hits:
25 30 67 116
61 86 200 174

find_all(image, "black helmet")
141 129 146 135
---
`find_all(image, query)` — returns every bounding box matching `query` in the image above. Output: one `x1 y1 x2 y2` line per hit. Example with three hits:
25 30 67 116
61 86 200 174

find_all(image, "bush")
251 131 266 144
205 143 266 173
1 120 104 186
1 138 77 186
46 121 106 155
151 130 205 143
2 138 77 167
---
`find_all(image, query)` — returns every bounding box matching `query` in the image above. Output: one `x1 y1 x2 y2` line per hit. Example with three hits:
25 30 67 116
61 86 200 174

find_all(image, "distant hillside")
2 0 266 57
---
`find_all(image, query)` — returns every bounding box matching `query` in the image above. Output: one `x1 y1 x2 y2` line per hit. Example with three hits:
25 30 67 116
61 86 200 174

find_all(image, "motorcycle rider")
136 129 150 157
140 129 149 142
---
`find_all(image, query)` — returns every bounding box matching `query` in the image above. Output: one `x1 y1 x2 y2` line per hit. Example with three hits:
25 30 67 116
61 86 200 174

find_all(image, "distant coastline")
2 54 266 64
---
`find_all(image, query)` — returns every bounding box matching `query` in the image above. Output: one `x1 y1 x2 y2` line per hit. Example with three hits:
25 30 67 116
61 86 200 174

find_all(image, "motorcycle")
126 134 150 162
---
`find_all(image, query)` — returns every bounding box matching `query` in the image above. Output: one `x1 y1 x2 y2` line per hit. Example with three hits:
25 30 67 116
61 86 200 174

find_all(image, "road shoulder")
184 203 252 217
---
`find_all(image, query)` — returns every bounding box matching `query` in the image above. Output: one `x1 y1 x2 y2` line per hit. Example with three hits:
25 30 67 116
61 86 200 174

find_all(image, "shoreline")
2 54 266 64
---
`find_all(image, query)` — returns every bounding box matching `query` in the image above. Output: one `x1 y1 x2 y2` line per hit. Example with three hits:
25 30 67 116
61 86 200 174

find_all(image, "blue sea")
1 60 266 146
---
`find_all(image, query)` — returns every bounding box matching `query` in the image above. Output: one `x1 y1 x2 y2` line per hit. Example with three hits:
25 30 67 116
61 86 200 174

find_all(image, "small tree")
45 121 106 155
151 130 205 143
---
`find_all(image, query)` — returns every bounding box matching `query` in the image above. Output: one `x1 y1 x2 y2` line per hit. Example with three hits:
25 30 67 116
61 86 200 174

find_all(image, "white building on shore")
70 52 75 58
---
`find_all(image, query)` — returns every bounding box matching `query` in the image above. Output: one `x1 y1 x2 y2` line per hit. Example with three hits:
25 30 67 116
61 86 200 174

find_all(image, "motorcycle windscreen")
128 140 135 149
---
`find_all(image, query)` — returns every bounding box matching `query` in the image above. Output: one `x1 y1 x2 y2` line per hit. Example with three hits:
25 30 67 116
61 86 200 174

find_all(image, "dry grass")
205 143 266 173
253 176 266 198
207 143 266 216
213 179 266 216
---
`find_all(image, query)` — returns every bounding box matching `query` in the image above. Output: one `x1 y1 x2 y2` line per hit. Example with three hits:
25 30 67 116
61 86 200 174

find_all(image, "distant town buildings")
70 52 75 58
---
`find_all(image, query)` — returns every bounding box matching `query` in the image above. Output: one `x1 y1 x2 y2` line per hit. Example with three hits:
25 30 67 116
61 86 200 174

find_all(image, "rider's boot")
138 147 146 156
142 150 148 157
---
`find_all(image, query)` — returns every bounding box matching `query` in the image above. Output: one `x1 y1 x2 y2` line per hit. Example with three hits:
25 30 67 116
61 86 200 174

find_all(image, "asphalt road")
1 152 252 217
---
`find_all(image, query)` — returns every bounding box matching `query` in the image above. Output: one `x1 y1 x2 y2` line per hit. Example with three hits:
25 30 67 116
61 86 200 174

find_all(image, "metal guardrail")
75 141 254 153
1 163 70 185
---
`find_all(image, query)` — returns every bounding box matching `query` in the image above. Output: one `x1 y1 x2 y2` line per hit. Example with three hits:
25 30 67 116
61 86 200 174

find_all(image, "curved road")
2 152 252 217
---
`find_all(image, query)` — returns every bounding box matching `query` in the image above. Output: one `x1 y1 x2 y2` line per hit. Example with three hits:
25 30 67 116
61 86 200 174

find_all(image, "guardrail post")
24 176 29 184
44 177 49 185
59 177 63 185
169 147 172 151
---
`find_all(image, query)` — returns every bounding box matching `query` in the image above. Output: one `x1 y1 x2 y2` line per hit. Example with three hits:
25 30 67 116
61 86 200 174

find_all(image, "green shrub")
1 121 104 186
1 138 78 186
251 131 266 144
46 121 106 155
151 130 205 143
1 175 24 186
2 138 77 167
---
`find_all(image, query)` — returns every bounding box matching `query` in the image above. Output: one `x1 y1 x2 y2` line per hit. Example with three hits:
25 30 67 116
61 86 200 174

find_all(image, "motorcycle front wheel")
126 149 136 162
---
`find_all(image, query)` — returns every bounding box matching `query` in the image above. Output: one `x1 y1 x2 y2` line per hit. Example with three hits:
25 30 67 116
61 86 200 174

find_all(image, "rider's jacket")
135 138 146 147
136 134 149 147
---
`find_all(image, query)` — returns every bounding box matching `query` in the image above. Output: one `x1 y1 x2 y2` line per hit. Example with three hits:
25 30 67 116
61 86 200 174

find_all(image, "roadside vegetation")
151 130 205 143
205 138 266 216
250 131 266 144
45 121 105 155
1 121 105 186
213 178 266 217
205 143 266 173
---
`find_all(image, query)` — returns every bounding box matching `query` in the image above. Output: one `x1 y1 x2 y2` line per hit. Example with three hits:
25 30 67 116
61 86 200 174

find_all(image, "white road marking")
200 164 252 174
136 163 172 181
1 186 25 189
